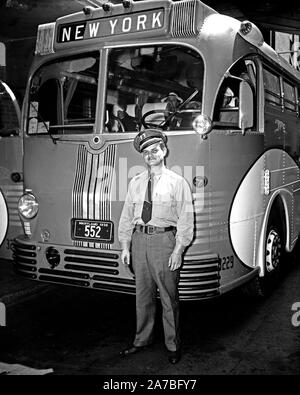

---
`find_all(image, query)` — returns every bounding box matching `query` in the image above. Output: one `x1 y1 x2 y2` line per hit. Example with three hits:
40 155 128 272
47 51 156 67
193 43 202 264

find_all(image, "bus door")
210 59 262 273
0 80 22 259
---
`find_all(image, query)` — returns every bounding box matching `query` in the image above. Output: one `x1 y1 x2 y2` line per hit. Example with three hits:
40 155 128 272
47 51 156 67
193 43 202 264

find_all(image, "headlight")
192 114 212 138
18 193 39 219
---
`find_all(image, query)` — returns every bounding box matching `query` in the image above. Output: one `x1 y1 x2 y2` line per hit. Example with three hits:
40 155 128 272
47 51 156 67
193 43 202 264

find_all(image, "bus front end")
14 0 266 300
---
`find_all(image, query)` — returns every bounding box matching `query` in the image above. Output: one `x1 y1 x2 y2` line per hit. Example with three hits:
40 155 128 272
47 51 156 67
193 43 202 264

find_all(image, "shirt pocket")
153 193 176 220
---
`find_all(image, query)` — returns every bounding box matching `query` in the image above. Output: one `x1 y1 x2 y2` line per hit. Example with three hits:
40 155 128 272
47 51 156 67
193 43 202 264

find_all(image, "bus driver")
118 129 194 364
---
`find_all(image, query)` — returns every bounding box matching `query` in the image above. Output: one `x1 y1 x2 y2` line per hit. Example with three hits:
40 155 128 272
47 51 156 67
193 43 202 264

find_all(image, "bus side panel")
210 132 264 285
166 133 211 254
264 104 300 249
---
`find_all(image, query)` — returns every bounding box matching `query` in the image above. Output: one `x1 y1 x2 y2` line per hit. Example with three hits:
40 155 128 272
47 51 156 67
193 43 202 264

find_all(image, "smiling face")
142 142 167 168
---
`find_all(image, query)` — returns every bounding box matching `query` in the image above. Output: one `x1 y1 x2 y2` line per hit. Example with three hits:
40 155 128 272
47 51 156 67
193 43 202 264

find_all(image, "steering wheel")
141 109 170 129
106 115 125 133
142 108 201 129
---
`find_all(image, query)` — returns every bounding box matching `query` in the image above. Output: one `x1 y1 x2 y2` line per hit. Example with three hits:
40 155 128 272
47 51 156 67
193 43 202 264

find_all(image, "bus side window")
213 77 239 125
263 69 281 107
283 80 297 113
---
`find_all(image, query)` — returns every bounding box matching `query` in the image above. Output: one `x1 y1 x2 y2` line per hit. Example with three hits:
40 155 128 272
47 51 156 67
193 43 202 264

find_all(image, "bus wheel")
259 215 284 295
265 228 282 275
243 214 284 298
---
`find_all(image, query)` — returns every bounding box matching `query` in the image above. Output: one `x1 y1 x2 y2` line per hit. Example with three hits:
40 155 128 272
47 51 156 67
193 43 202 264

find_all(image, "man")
110 104 138 132
219 86 238 124
118 129 194 364
161 92 183 129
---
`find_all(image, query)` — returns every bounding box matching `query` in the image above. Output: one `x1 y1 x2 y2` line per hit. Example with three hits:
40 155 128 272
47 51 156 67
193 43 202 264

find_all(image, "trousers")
131 229 180 352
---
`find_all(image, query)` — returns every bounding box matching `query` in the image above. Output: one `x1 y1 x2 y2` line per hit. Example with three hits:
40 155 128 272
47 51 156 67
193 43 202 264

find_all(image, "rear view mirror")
239 80 254 134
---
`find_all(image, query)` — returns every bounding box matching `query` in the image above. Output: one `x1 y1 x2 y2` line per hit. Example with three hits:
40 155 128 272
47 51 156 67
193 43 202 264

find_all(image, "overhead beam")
0 0 299 39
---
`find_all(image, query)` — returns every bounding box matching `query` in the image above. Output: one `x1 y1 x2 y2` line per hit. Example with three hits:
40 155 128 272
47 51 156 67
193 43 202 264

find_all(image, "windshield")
27 53 99 135
105 45 204 133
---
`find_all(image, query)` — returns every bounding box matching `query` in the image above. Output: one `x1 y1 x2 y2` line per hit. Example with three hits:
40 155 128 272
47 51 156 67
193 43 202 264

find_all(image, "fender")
229 148 300 272
257 189 292 277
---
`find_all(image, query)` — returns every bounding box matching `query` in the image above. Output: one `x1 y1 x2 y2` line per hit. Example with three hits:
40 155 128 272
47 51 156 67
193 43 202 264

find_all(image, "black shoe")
168 349 181 364
120 345 145 357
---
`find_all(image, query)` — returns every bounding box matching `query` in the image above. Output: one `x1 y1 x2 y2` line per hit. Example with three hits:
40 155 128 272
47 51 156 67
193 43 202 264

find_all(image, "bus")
0 79 22 260
13 0 300 300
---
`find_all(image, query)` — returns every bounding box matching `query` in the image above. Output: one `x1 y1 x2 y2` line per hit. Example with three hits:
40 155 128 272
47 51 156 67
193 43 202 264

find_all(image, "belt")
134 225 176 235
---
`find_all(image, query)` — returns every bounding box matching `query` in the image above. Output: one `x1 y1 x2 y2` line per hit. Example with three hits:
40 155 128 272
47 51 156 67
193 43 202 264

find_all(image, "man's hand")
121 249 130 266
168 252 182 271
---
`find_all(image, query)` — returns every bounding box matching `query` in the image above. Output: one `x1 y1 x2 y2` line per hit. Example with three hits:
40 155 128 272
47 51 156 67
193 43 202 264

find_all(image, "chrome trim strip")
72 145 116 249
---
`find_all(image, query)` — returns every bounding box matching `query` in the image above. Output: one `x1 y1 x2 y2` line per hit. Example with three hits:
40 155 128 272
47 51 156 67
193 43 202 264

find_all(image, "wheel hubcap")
266 229 281 273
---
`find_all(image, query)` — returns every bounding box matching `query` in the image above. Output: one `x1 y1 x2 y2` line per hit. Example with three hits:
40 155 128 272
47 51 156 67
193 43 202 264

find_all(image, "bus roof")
35 0 300 81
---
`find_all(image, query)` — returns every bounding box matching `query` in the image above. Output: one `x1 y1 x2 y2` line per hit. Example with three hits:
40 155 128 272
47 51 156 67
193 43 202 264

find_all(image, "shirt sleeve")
174 177 194 247
118 180 135 244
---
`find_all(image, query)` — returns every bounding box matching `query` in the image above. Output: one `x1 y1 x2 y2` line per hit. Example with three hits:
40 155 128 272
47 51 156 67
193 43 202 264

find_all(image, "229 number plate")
71 219 113 243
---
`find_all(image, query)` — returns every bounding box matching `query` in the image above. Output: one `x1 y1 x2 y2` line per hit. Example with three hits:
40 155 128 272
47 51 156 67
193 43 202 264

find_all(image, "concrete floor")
0 256 299 376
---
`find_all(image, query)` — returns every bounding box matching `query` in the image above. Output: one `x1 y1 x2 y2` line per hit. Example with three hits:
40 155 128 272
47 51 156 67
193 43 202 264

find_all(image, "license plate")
71 219 113 243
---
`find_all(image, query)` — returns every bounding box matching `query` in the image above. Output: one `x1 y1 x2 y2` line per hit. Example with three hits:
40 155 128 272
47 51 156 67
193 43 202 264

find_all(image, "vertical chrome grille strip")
73 144 117 250
94 153 105 222
82 151 93 221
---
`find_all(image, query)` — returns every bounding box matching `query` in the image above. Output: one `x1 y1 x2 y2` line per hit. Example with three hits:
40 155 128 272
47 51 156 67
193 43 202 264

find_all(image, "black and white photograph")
0 0 299 385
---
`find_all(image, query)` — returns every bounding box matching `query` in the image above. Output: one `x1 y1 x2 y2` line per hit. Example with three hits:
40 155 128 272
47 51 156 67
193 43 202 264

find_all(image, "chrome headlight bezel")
18 193 39 219
192 114 212 138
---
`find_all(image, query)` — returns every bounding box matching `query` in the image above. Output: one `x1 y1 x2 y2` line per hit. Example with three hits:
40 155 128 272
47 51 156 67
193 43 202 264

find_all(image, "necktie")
141 174 153 224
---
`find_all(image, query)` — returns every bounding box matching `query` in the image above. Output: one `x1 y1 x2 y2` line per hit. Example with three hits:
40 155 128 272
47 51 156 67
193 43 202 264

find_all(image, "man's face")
168 95 178 109
142 142 166 167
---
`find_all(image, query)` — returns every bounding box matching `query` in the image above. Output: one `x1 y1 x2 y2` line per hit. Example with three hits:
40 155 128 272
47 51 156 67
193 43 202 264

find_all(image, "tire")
262 218 284 293
243 210 285 298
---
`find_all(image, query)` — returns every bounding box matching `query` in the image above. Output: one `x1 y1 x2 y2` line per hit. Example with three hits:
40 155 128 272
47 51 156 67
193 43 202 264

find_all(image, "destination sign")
57 9 164 43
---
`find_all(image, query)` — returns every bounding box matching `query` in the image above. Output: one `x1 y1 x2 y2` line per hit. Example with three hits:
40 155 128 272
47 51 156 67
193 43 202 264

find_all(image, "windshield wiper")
178 89 199 110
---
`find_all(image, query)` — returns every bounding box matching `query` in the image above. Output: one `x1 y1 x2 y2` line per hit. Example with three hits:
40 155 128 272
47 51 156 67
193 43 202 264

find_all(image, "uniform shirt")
118 167 194 247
